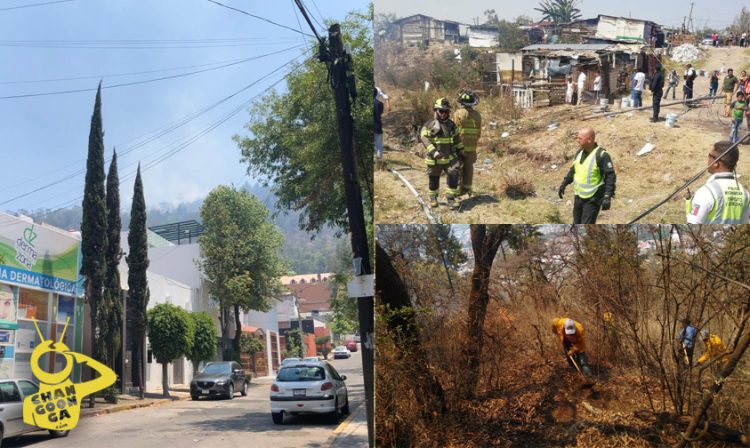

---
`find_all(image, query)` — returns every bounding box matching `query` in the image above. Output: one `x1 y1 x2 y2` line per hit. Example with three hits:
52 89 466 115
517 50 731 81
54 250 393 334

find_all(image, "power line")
303 0 326 30
0 44 303 100
0 0 73 12
0 39 300 50
206 0 314 38
1 51 307 194
6 53 309 211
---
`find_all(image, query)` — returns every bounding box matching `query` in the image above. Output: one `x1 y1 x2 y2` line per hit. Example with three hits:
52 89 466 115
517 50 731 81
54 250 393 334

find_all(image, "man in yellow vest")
420 97 464 210
453 90 481 196
696 330 729 367
686 141 750 223
551 317 592 376
558 127 617 223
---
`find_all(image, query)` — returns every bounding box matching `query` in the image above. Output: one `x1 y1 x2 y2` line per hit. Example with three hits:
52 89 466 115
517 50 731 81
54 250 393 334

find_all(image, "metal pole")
326 23 374 448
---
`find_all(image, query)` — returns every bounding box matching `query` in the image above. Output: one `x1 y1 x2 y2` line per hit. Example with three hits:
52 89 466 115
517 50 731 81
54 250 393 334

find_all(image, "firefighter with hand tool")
420 97 464 210
552 317 592 376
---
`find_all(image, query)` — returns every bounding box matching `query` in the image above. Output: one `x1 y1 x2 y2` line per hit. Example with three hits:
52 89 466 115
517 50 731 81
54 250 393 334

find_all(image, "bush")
502 175 536 199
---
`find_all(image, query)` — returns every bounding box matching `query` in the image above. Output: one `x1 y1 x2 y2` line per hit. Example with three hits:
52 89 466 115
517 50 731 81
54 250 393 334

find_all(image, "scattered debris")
490 121 498 130
501 131 510 138
670 44 702 63
548 122 560 131
637 143 655 157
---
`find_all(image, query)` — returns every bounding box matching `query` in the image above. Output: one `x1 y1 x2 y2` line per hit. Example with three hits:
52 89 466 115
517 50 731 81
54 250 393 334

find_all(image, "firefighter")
551 317 592 376
696 330 729 367
453 90 482 196
420 97 464 210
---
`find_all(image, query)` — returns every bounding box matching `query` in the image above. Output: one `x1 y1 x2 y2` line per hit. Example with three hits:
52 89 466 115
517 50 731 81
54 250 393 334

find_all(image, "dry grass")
502 175 536 200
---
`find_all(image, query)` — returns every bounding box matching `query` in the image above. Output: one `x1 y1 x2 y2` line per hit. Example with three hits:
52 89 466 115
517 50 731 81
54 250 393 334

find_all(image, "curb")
323 404 364 448
80 396 188 418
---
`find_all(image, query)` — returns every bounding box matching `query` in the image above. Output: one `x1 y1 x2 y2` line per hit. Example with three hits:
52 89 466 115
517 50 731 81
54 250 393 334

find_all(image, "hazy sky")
376 0 743 29
1 0 367 213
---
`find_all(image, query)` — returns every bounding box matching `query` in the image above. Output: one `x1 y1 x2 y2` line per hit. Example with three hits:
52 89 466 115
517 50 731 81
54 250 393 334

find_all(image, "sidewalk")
326 404 369 448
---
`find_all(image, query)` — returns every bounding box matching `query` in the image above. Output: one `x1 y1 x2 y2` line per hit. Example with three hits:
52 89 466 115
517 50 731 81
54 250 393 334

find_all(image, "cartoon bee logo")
23 317 116 431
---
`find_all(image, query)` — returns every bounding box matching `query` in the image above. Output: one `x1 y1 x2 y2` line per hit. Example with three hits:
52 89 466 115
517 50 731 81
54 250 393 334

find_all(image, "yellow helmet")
433 97 451 112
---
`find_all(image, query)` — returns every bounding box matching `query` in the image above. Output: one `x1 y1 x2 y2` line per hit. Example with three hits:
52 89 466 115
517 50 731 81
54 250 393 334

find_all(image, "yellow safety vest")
573 147 604 199
685 174 750 224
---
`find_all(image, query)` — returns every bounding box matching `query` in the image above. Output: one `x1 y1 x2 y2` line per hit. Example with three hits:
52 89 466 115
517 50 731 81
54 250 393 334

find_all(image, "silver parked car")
0 379 70 443
270 361 349 424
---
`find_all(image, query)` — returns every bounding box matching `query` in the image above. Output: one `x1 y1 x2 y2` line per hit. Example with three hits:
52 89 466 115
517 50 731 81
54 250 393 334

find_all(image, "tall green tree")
198 185 285 360
103 150 123 373
147 303 194 398
534 0 581 23
127 165 150 399
80 83 108 407
188 311 218 375
235 6 373 234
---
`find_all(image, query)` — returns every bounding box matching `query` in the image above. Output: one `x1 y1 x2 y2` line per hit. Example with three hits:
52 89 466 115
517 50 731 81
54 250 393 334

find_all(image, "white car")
270 361 349 424
332 346 351 359
0 379 70 443
280 357 302 366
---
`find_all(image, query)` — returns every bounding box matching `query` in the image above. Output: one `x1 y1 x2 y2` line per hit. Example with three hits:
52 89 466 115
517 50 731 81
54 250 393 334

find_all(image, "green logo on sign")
23 225 37 248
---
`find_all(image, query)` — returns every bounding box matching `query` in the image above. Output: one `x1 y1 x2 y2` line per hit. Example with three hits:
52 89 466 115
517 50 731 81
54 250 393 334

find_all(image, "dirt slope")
375 46 750 224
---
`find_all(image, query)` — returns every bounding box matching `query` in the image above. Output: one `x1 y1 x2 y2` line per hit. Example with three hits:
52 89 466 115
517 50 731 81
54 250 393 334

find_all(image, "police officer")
453 90 482 196
686 141 750 224
420 97 464 210
558 127 617 224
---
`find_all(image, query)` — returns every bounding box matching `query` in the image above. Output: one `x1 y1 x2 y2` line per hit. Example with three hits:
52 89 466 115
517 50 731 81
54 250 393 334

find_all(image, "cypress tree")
80 83 108 406
103 149 123 389
127 164 149 399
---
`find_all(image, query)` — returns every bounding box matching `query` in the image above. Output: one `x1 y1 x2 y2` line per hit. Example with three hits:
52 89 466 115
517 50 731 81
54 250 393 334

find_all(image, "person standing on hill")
650 64 664 122
664 69 679 100
453 90 482 197
558 128 617 224
686 141 750 224
633 68 646 108
593 71 602 102
577 70 587 105
709 70 719 98
420 97 464 210
551 318 592 376
723 68 739 117
684 63 697 102
677 318 698 365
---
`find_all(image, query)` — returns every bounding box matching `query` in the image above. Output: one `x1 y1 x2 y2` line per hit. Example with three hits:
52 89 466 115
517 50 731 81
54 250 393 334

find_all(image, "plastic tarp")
596 16 645 43
547 59 572 76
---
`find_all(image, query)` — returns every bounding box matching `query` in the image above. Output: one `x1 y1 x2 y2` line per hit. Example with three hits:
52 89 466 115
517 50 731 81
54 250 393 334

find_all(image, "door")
17 380 40 432
0 381 25 436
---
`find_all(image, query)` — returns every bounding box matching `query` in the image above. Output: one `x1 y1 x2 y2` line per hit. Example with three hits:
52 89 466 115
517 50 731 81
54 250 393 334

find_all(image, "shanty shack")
391 14 461 46
514 43 657 107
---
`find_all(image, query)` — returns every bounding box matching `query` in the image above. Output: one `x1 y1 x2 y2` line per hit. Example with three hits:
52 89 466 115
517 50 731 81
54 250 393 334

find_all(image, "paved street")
5 351 364 448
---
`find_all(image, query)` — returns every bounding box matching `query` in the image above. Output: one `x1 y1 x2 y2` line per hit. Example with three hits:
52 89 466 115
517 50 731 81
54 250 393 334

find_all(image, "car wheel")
329 398 341 424
191 393 199 401
272 411 284 424
227 383 234 399
49 429 70 438
342 393 350 415
240 381 248 397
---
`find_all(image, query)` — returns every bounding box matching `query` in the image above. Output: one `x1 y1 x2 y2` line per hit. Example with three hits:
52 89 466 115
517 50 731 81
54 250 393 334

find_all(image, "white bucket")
600 99 609 107
621 97 630 108
665 113 678 128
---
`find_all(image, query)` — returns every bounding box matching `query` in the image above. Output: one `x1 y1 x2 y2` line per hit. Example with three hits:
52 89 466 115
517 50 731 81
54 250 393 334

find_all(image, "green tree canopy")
147 303 194 398
234 6 373 234
199 185 285 360
188 311 217 374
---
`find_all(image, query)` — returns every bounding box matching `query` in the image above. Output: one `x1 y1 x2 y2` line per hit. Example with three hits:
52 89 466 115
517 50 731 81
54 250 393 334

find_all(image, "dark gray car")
190 361 248 400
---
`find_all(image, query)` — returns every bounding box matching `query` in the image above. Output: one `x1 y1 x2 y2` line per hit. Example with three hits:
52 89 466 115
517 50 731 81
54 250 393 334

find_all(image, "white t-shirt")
593 75 602 91
687 173 750 224
634 72 646 91
577 72 587 89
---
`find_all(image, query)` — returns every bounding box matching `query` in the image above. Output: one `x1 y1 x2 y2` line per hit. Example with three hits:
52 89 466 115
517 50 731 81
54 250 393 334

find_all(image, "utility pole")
687 1 695 34
292 2 374 446
325 24 375 448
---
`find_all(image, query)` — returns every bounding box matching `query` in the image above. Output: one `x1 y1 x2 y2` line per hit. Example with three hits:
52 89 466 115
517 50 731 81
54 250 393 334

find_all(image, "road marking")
323 405 363 448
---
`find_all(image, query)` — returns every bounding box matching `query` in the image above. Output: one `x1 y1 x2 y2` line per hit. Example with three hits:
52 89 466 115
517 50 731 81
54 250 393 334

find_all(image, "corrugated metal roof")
522 43 611 51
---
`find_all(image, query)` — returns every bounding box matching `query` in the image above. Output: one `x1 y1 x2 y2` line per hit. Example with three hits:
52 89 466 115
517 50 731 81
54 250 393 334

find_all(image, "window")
0 382 22 402
18 288 49 321
57 295 75 323
18 380 38 397
277 366 326 382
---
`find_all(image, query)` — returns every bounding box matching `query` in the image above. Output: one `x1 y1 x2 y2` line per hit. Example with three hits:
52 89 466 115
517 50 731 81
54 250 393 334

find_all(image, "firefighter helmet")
457 90 479 107
433 97 451 112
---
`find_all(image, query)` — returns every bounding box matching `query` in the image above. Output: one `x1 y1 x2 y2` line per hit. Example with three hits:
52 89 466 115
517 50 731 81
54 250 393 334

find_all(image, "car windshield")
277 366 326 382
335 346 347 351
201 363 231 375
